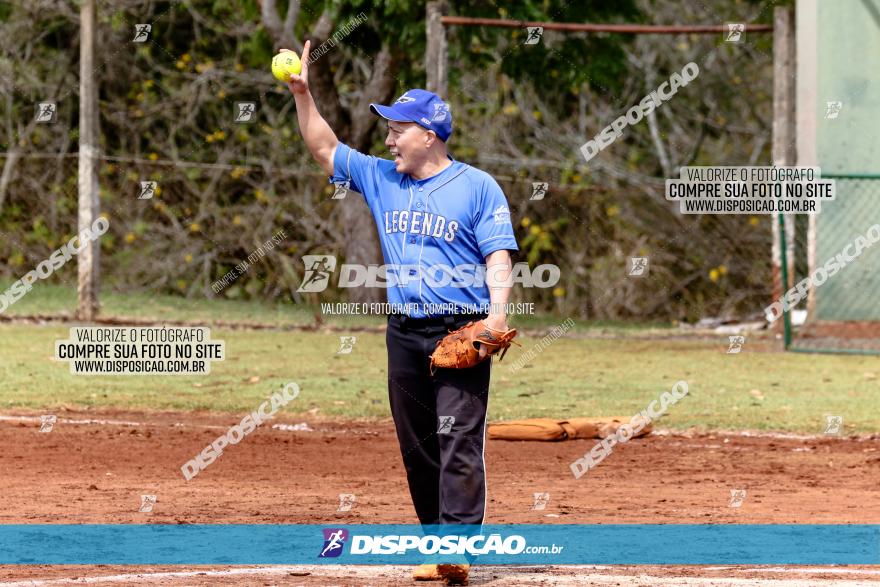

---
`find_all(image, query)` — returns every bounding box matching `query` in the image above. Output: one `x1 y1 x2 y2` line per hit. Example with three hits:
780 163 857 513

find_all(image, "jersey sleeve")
329 143 378 206
473 176 519 258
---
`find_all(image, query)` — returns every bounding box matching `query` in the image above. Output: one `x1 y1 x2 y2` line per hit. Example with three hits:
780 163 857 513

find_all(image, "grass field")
0 282 668 332
2 284 879 433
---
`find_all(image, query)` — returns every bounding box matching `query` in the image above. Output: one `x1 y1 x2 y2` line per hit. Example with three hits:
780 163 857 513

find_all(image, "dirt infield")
795 320 880 352
0 410 878 585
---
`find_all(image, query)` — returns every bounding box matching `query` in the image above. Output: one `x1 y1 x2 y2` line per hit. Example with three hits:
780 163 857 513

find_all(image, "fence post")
77 0 100 321
426 1 448 97
771 6 796 326
796 0 820 319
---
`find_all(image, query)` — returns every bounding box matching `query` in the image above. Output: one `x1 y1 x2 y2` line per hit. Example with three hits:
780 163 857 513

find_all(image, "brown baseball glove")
429 320 520 373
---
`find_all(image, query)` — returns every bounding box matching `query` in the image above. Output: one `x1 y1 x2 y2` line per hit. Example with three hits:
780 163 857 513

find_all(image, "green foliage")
241 29 275 69
0 0 776 320
519 216 567 267
448 0 639 97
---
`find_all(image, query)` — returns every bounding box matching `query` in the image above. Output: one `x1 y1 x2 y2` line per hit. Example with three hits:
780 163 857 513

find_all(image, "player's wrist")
483 313 508 331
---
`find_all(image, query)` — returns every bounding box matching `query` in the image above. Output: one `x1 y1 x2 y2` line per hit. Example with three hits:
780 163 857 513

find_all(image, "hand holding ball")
274 42 310 96
271 52 302 82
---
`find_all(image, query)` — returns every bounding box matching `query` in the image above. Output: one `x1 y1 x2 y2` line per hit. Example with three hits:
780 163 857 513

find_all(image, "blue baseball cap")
370 89 452 142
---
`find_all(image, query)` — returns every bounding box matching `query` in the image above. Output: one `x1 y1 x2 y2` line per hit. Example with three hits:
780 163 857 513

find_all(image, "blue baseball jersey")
330 143 519 318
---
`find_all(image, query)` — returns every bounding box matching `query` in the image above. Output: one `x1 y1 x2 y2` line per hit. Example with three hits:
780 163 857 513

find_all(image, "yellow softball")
271 52 302 82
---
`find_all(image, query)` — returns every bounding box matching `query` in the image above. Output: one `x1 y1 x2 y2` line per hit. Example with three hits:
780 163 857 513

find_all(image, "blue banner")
0 524 877 565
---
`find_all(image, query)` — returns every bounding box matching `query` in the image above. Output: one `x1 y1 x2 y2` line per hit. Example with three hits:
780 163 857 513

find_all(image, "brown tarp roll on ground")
487 417 653 441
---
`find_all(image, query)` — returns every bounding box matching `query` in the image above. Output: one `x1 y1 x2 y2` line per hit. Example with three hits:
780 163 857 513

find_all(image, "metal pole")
778 211 793 349
439 16 773 35
771 6 796 332
77 0 100 321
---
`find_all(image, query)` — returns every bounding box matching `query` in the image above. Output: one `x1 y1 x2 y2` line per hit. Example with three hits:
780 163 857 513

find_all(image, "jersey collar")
409 155 459 186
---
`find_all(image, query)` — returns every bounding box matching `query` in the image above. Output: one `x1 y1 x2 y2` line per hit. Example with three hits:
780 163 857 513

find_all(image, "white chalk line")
0 415 307 433
1 565 879 587
743 567 880 575
0 415 223 430
0 566 305 586
0 415 146 427
1 415 875 442
652 429 877 442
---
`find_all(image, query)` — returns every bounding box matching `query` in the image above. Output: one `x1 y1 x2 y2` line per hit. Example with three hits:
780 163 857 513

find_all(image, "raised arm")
282 41 338 175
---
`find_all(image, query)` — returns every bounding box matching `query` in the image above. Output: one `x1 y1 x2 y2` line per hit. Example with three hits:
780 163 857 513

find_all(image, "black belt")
389 313 487 331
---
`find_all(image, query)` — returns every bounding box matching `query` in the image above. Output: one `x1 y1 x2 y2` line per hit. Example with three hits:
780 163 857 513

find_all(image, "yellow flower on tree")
184 254 193 263
189 222 201 233
552 286 565 298
709 268 720 282
520 217 531 228
124 233 136 244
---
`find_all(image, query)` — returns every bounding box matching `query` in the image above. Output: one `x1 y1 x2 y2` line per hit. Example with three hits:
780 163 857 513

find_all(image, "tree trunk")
343 45 399 304
426 1 448 97
265 6 402 304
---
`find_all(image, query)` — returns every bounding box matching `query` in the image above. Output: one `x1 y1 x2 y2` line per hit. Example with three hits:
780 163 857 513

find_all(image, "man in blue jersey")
285 43 518 586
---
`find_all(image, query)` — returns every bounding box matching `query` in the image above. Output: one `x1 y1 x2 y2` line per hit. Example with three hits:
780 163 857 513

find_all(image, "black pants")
386 313 491 526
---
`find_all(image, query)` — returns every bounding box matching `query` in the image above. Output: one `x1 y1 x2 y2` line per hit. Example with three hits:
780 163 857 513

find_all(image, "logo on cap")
395 93 416 104
431 102 450 122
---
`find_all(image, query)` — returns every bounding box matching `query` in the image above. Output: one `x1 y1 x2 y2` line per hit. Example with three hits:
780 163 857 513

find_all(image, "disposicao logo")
319 528 349 558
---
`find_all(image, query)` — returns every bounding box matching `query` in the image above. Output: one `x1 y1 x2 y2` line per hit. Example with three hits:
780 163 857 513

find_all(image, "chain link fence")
783 174 880 354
